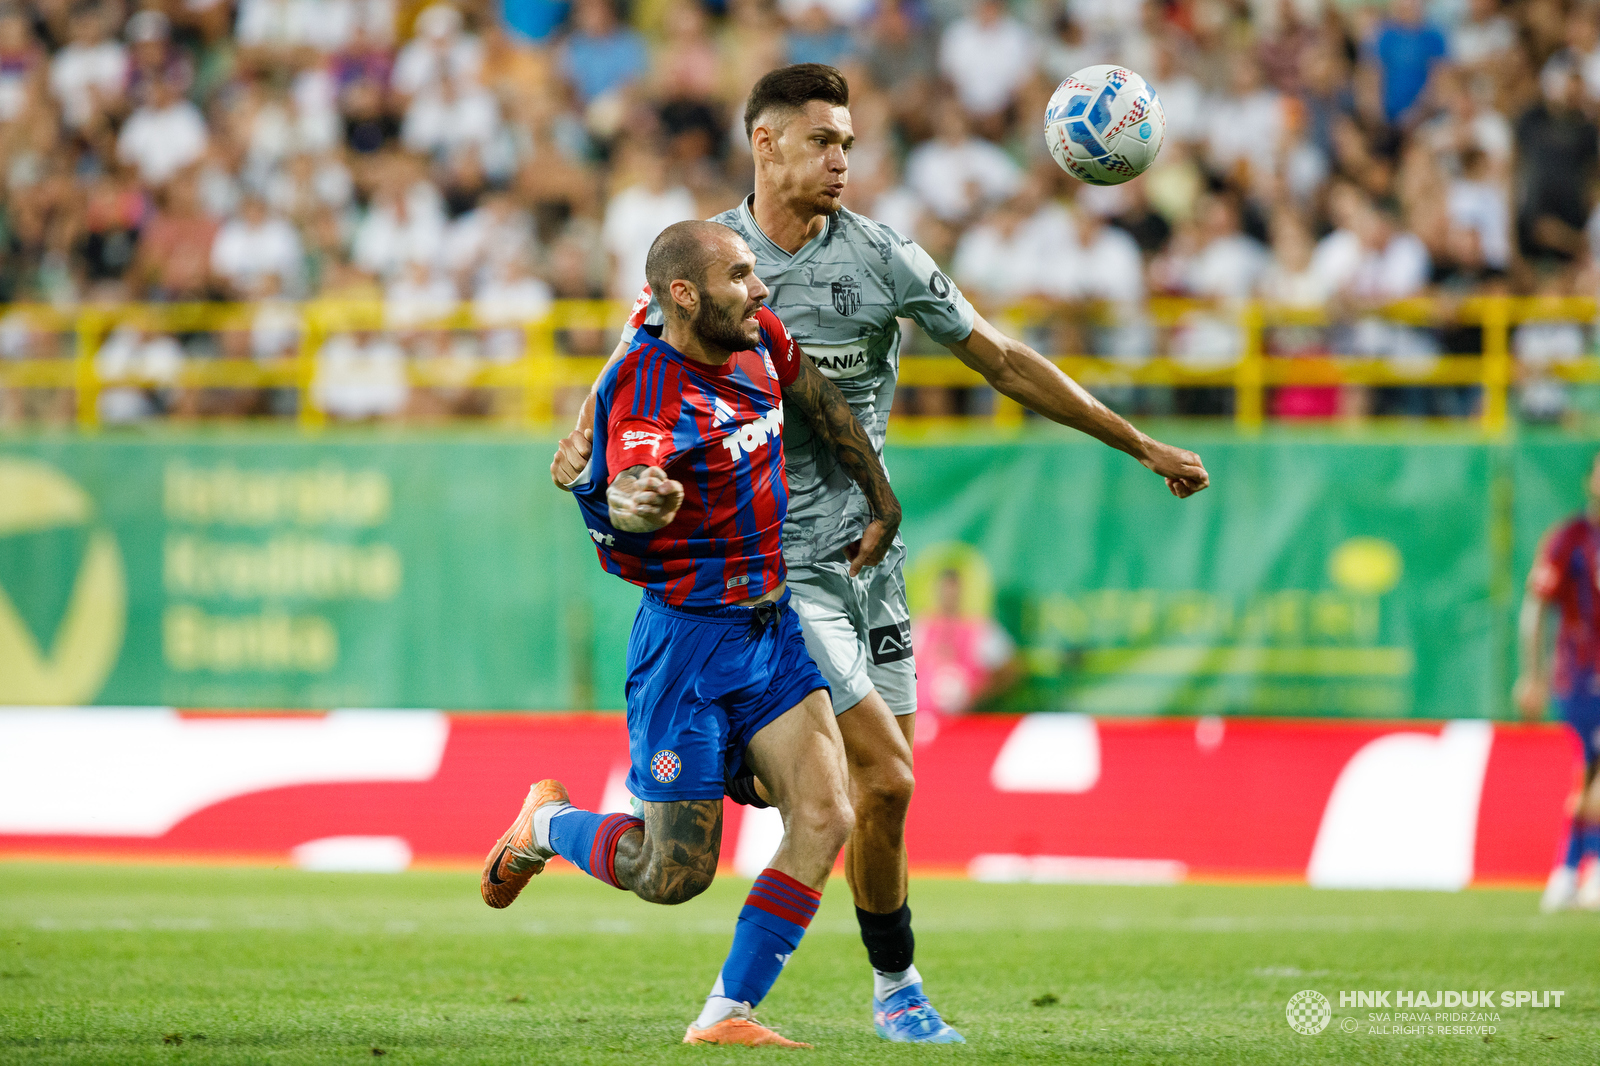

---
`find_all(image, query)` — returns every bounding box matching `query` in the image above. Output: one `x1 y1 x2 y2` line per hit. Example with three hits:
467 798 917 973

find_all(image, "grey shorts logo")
869 622 913 665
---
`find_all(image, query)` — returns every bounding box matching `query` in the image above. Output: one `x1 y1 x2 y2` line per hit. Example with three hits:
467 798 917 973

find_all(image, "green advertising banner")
0 429 1591 716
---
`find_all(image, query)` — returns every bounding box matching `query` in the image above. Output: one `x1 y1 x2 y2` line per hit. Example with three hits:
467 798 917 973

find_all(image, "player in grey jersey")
553 64 1210 1043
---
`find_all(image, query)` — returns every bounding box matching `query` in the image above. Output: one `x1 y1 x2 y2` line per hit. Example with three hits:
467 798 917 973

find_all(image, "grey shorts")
786 538 917 717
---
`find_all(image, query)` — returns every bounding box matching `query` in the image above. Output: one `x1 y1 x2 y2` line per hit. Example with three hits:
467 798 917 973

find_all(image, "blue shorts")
1559 671 1600 765
624 588 830 802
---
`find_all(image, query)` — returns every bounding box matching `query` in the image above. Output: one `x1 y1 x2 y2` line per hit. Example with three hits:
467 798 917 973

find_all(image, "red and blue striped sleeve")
755 306 802 386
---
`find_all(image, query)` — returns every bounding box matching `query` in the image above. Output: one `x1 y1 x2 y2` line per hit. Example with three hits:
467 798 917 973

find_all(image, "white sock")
693 976 745 1029
532 802 573 855
874 963 922 1001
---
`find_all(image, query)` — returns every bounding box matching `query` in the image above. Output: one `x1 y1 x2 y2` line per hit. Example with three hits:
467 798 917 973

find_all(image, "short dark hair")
645 220 736 303
743 63 850 141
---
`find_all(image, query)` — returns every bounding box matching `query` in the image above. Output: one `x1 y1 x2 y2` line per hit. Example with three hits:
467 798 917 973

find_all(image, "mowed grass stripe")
0 863 1596 1064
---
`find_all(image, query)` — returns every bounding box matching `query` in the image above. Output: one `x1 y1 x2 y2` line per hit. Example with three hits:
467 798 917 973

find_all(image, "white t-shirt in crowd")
313 334 408 419
1447 178 1511 269
952 201 1077 301
391 34 483 97
353 199 447 277
1207 89 1284 173
904 136 1022 222
1186 234 1271 300
1345 233 1430 301
776 0 874 25
236 0 318 47
384 271 458 329
401 83 501 156
445 205 535 278
117 100 209 185
211 215 304 292
938 12 1039 117
49 40 127 128
600 183 697 299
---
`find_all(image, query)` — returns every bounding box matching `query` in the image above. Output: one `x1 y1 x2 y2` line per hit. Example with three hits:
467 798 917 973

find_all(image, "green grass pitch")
1 862 1597 1064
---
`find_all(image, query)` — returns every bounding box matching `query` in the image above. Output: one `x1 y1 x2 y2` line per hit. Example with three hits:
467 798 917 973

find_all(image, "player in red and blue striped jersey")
572 298 798 606
1519 451 1600 911
477 220 902 1047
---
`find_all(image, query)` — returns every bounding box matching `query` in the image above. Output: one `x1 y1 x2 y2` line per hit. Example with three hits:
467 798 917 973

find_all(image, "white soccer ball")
1044 65 1166 187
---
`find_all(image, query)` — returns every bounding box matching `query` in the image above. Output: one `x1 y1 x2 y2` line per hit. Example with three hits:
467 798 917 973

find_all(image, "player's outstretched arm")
947 314 1211 499
783 353 903 576
608 464 684 532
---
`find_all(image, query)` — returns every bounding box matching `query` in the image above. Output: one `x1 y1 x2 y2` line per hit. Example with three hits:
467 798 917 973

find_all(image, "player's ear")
750 121 777 162
668 279 699 317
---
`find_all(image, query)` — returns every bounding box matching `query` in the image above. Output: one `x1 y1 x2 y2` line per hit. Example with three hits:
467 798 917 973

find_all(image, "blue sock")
1583 823 1600 861
547 808 642 889
1563 820 1585 869
717 869 821 1006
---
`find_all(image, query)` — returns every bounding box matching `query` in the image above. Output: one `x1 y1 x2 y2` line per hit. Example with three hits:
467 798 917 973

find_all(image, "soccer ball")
1044 65 1166 187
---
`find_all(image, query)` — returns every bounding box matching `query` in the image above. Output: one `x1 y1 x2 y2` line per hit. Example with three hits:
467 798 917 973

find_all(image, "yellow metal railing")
0 295 1594 431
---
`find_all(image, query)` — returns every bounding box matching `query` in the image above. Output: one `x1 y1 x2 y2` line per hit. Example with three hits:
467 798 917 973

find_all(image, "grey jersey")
625 196 976 563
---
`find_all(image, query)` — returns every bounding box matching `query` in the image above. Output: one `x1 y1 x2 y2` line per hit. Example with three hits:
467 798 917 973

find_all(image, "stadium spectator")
1206 56 1284 185
937 0 1037 123
211 194 305 297
1178 194 1271 301
1450 0 1517 72
904 107 1021 223
600 143 696 298
912 566 1021 744
48 2 124 131
0 7 43 124
560 0 649 106
1446 147 1512 274
353 178 448 278
132 171 221 300
116 69 208 187
1370 0 1448 123
1515 58 1599 266
393 3 482 101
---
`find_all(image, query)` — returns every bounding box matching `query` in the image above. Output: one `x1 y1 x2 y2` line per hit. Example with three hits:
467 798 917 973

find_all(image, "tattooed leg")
612 799 723 905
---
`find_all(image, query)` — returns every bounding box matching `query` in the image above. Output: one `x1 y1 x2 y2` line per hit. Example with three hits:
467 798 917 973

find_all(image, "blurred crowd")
1 0 1598 421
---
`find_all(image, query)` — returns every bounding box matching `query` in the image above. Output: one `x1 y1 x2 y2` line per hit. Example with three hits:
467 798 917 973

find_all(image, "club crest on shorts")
831 276 860 317
650 749 682 783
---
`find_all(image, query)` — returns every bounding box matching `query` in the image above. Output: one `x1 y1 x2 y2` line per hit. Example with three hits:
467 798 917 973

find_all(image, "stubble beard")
694 296 758 354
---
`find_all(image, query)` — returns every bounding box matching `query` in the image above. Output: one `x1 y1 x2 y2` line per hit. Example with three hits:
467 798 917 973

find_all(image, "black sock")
856 902 914 973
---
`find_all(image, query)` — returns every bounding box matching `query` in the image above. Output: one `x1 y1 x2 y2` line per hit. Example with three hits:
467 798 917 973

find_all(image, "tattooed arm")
612 798 723 905
783 353 903 576
607 464 684 533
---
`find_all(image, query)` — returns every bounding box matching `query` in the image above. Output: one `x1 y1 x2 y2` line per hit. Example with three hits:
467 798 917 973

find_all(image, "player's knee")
795 790 855 854
855 757 915 822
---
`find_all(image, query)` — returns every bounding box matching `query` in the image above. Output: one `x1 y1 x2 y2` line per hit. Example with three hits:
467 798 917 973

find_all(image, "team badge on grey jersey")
831 276 861 317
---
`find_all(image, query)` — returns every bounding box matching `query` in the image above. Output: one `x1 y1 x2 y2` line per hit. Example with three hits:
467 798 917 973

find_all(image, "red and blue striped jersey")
1530 516 1600 696
573 306 803 607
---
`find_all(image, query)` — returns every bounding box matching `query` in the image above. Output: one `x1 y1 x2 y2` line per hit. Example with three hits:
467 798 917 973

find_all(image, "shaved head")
645 219 734 299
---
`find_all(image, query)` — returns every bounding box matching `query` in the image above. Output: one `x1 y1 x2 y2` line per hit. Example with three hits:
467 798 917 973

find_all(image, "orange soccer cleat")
684 1005 811 1048
480 778 569 909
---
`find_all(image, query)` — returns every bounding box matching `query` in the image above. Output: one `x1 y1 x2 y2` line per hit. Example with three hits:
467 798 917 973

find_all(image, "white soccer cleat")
1540 865 1579 913
1577 860 1600 911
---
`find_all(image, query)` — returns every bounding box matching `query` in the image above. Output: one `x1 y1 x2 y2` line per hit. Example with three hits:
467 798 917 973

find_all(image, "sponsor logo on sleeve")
621 430 663 450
